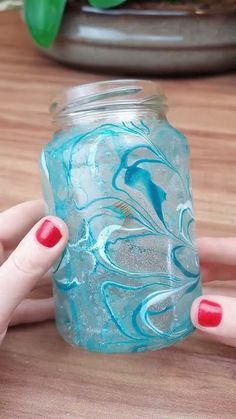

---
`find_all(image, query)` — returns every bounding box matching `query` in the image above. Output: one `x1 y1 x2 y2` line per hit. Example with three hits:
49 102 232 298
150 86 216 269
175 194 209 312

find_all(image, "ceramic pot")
42 4 236 75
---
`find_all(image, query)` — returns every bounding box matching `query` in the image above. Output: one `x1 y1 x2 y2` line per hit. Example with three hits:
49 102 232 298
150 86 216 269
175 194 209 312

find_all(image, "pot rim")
69 4 236 18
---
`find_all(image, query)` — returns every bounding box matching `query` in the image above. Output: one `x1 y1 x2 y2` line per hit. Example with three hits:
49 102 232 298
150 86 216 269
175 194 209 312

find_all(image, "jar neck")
50 80 167 129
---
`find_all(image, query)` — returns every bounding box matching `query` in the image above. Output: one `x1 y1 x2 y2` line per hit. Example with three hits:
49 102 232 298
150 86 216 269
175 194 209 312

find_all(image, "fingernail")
198 299 222 327
36 219 62 248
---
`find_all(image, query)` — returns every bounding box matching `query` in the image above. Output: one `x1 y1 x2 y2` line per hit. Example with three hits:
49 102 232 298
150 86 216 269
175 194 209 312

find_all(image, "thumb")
191 295 236 342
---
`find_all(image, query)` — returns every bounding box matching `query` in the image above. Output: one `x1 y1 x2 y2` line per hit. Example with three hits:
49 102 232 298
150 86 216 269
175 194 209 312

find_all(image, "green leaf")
24 0 67 48
88 0 127 9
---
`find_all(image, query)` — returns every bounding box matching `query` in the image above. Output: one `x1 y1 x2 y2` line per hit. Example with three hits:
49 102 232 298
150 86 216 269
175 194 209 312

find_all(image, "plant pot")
42 2 236 75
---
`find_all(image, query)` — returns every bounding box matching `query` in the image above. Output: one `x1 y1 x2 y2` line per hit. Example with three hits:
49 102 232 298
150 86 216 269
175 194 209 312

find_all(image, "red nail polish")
36 219 62 248
198 299 222 327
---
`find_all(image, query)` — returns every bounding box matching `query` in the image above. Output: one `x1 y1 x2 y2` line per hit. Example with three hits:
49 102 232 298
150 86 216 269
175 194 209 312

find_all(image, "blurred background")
0 1 236 418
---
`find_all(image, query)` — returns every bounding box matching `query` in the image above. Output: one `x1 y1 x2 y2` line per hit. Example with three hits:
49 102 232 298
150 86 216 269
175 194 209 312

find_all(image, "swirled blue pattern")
40 119 201 353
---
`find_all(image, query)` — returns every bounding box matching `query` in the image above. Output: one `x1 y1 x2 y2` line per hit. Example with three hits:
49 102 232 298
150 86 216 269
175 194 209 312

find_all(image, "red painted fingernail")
198 299 222 327
35 219 62 248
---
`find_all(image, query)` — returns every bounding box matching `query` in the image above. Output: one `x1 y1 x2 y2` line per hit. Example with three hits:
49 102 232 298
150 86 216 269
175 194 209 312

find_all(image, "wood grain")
0 11 236 419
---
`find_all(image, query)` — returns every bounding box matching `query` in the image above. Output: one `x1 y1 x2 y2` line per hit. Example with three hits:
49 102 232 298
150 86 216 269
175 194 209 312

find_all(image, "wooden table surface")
0 11 236 419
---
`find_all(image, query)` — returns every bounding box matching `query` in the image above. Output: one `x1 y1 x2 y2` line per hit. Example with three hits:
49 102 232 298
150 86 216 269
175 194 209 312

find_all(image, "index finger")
198 237 236 266
0 200 45 250
0 216 68 331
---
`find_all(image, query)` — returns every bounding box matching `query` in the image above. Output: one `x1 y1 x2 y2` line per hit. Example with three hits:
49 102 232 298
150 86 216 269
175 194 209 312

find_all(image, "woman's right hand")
191 237 236 347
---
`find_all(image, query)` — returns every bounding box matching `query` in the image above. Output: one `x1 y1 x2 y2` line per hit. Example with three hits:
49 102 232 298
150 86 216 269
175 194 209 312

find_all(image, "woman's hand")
0 200 68 345
191 237 236 347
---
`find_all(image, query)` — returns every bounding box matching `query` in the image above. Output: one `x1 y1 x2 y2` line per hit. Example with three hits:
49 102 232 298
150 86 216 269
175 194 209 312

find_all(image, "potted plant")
2 0 236 74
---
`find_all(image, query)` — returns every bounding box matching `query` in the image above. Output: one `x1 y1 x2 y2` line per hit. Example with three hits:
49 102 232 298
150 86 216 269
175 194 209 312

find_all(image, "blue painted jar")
40 80 201 353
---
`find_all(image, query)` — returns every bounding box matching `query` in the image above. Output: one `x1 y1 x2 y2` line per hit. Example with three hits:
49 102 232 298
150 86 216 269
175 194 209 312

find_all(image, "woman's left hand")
0 200 68 345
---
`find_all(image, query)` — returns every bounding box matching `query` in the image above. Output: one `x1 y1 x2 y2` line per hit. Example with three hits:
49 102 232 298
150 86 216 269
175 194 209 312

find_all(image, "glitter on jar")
40 80 201 353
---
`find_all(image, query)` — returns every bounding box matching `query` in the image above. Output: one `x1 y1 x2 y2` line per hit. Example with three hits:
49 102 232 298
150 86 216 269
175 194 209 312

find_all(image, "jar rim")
50 79 167 125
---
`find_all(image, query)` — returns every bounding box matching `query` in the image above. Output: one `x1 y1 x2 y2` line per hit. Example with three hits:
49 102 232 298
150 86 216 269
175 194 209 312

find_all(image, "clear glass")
40 80 201 353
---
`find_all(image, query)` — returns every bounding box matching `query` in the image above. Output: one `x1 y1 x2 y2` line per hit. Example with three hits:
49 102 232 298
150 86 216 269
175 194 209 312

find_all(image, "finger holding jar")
191 237 236 347
0 200 68 344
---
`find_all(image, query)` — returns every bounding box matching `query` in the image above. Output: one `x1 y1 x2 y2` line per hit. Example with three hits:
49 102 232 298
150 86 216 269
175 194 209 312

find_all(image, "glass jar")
40 80 201 353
